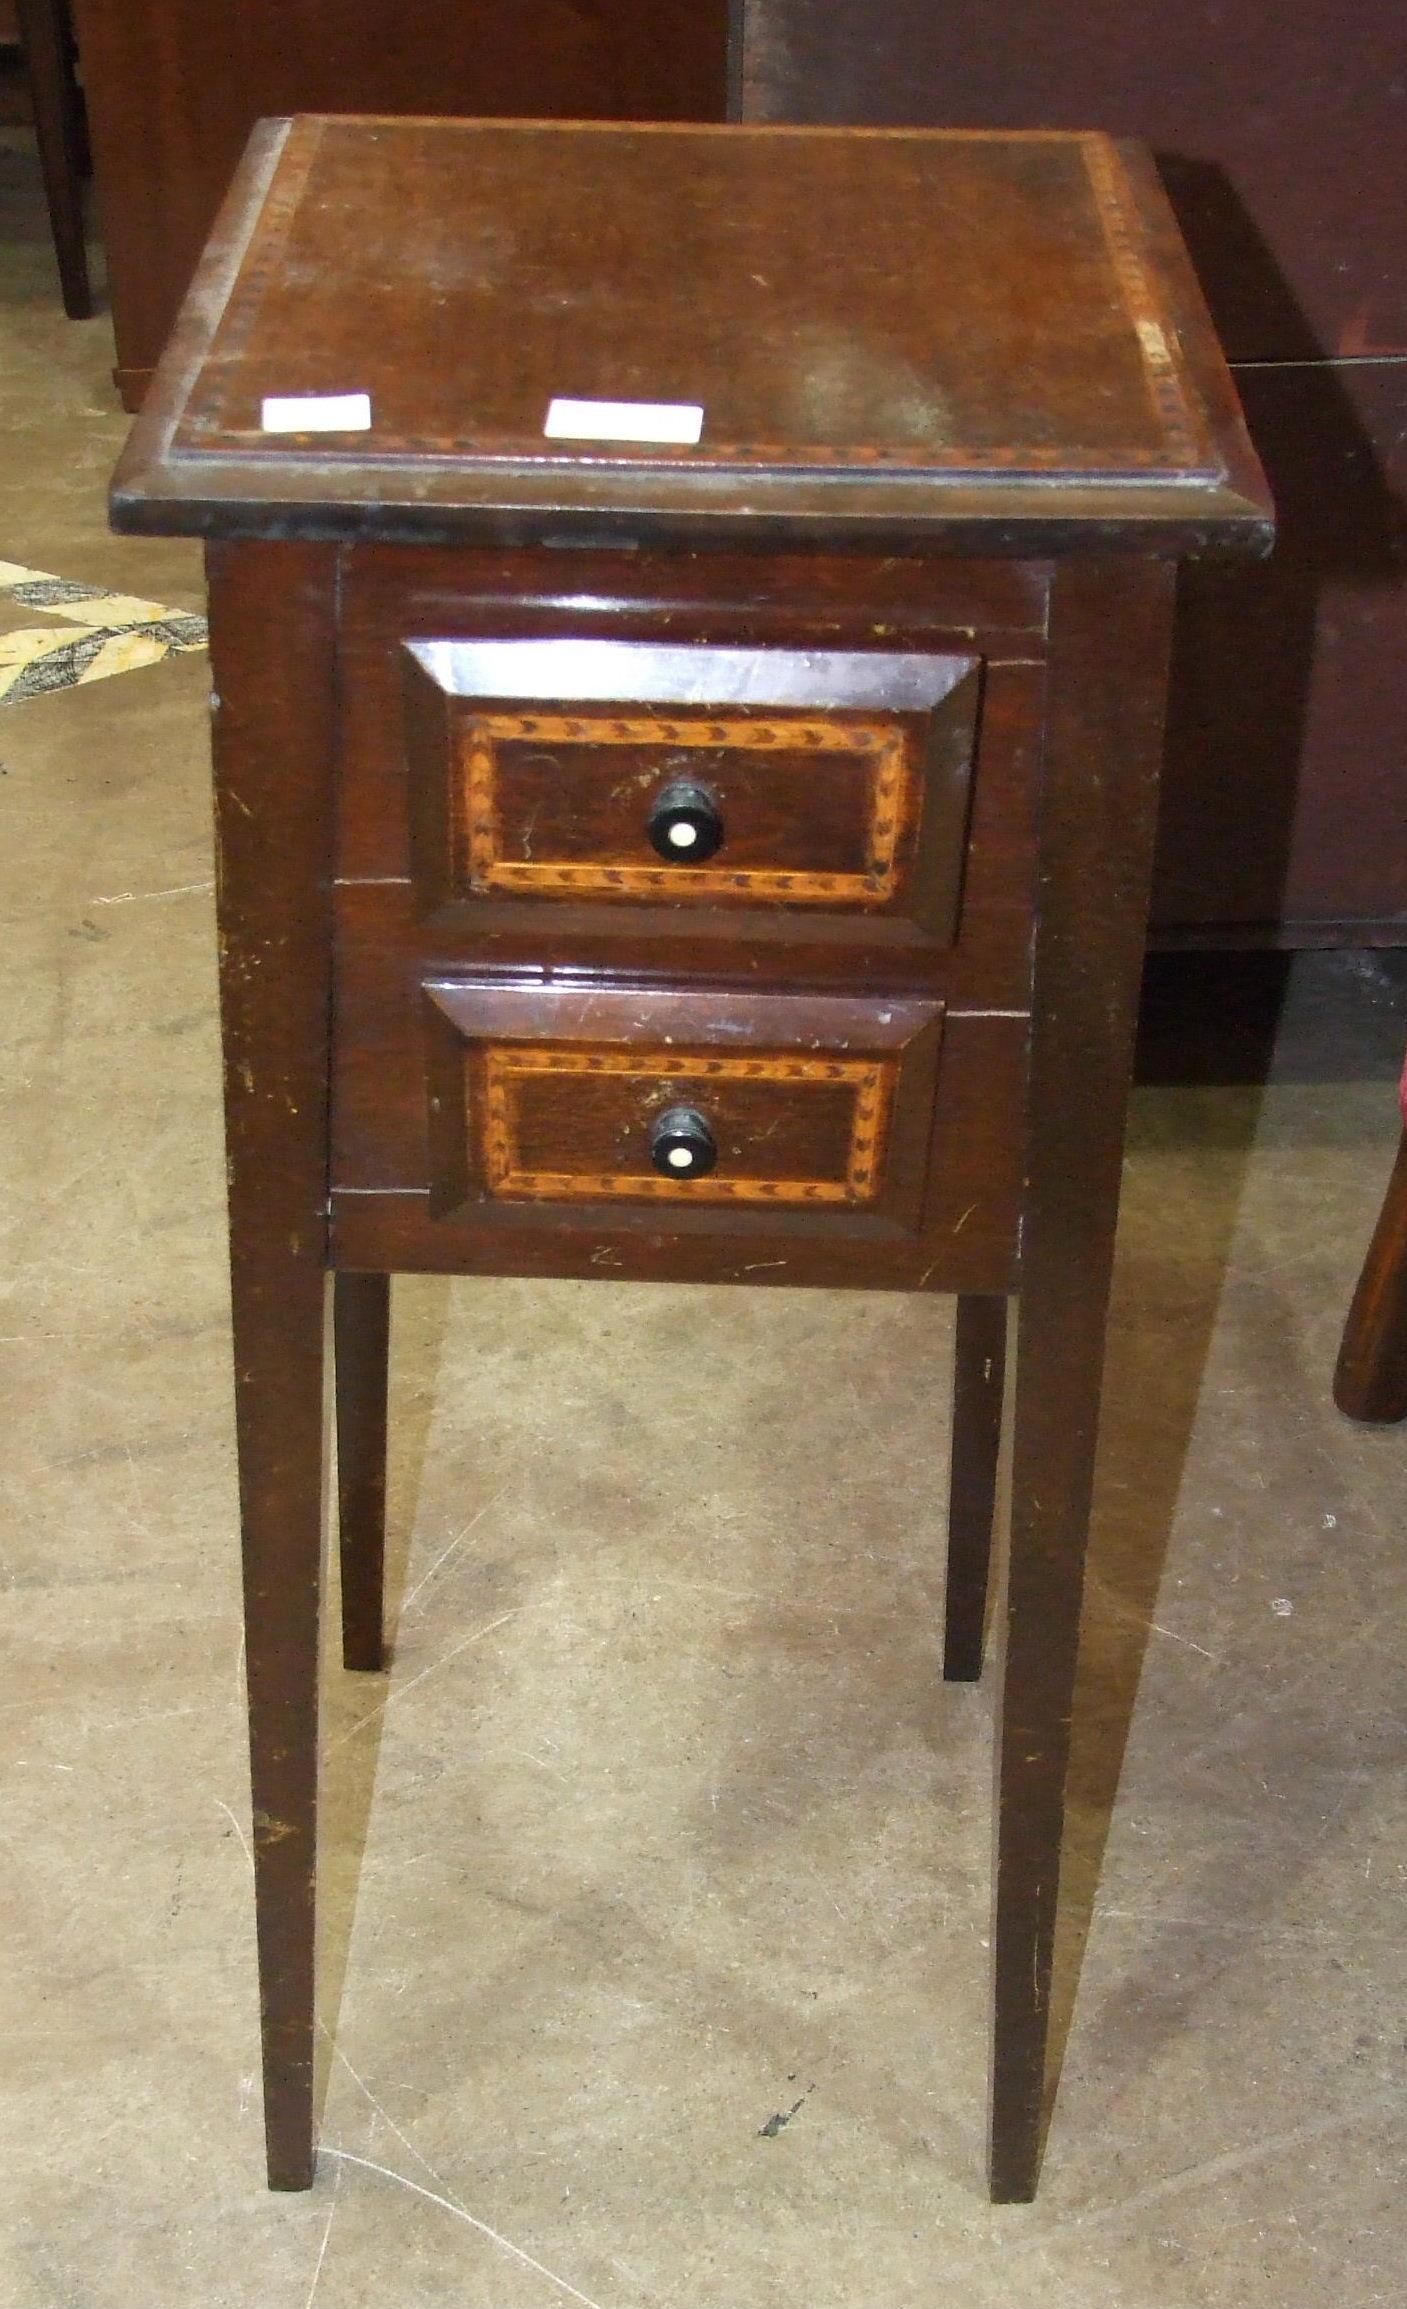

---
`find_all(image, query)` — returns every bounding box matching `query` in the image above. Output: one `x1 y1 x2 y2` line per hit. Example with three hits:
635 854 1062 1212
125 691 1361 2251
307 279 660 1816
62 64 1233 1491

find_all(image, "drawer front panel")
483 1046 888 1205
455 710 912 902
407 639 980 942
422 980 944 1234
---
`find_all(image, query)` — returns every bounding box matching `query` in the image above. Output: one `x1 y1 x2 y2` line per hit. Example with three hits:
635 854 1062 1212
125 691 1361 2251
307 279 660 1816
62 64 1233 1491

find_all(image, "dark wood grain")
334 1272 390 1671
171 131 1219 480
990 557 1175 2201
206 539 339 2191
69 0 730 404
942 1294 1007 1682
110 119 1270 556
1334 1130 1407 1423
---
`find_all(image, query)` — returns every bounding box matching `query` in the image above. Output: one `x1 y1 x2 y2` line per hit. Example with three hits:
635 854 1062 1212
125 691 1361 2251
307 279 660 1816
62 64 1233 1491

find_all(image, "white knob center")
667 1145 694 1169
667 821 698 849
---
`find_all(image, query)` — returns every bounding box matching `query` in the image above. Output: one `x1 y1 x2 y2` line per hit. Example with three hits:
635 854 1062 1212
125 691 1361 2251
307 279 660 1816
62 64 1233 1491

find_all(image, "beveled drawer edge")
421 975 944 1050
407 635 978 711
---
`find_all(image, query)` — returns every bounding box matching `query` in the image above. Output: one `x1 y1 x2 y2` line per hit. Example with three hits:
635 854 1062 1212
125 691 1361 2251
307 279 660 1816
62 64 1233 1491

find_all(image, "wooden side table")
111 116 1271 2203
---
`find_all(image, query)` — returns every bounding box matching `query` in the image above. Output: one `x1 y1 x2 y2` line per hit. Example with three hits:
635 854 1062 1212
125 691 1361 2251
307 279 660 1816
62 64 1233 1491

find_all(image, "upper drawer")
405 639 980 945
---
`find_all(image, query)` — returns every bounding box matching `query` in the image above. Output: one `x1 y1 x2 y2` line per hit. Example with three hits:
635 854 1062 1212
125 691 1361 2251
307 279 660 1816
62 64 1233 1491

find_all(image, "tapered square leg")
943 1294 1007 1681
990 1271 1110 2203
15 0 92 319
334 1271 391 1671
988 560 1174 2202
209 540 340 2193
232 1260 326 2192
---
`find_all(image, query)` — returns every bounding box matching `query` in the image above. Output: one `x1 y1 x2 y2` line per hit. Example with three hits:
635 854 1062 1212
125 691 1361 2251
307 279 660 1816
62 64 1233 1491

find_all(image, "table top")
112 116 1270 555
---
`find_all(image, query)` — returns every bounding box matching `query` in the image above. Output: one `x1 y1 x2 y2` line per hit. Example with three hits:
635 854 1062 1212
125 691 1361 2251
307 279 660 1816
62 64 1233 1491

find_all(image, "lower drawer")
329 921 1029 1287
422 981 944 1238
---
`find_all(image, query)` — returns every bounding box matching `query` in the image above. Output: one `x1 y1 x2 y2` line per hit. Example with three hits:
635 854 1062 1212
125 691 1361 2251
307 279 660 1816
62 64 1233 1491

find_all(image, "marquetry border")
452 710 914 905
179 122 1218 482
478 1045 893 1205
1079 134 1206 474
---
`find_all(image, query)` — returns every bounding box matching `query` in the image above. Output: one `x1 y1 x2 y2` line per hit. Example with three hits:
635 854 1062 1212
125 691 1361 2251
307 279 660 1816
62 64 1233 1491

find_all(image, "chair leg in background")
15 0 92 318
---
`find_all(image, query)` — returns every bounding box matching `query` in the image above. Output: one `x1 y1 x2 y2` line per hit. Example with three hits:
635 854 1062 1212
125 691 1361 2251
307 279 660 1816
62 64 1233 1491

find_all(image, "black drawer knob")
649 1105 718 1179
647 780 724 864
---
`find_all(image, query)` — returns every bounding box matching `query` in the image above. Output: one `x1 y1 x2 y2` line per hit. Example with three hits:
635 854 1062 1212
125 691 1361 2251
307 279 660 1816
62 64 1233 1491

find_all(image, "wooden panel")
453 712 917 899
168 127 1217 481
487 1050 874 1199
421 980 942 1233
70 0 730 400
737 0 1407 364
405 637 980 941
1152 360 1407 941
330 781 1036 1196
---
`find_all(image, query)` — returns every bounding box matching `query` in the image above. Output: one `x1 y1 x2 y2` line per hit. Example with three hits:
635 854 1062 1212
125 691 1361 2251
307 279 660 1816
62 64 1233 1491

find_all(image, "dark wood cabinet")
736 0 1407 946
68 0 730 406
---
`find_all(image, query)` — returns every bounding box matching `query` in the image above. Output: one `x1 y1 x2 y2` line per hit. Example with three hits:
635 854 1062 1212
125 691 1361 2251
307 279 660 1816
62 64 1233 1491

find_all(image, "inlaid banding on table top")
453 708 916 905
478 1045 894 1206
168 121 1221 486
1078 134 1207 475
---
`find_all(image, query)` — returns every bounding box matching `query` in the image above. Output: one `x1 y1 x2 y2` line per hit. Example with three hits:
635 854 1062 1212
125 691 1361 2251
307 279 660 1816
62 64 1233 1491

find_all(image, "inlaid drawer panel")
405 639 980 943
422 979 945 1235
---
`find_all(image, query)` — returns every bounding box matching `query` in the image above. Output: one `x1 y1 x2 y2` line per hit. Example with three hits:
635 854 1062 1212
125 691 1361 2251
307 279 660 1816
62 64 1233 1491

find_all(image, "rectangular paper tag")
260 392 372 434
544 397 704 446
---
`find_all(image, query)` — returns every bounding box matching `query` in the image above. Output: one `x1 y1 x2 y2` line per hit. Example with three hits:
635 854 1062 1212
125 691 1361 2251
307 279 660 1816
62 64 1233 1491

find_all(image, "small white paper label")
260 393 372 434
544 397 704 446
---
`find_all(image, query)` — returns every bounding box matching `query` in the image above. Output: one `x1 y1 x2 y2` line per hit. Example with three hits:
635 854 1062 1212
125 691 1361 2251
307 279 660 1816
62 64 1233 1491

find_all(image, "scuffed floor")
2 129 1405 2309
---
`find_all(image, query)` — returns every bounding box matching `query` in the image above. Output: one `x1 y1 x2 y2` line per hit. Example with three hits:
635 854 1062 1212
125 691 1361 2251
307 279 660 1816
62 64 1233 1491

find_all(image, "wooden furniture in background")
733 0 1407 949
67 0 730 407
2 0 91 315
111 115 1269 2204
1334 1060 1407 1422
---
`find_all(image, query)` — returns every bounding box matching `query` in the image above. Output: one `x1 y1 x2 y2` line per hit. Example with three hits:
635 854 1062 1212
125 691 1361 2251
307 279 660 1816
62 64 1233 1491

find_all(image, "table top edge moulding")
110 115 1272 556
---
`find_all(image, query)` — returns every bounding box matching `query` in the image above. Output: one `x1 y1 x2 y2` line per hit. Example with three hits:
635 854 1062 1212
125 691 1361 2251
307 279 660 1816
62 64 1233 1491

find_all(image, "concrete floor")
2 132 1406 2309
